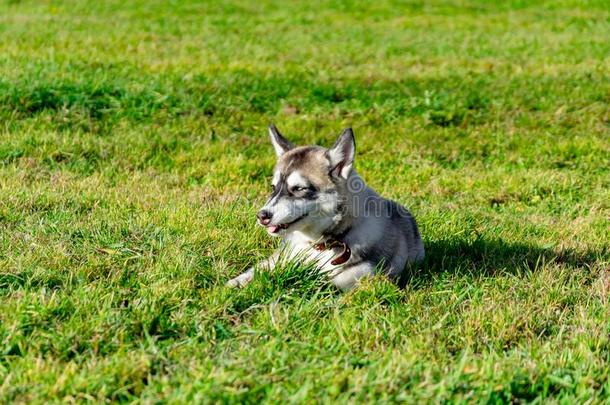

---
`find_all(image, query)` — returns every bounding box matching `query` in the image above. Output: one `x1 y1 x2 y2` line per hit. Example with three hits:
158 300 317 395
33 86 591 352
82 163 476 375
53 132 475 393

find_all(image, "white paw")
226 269 254 288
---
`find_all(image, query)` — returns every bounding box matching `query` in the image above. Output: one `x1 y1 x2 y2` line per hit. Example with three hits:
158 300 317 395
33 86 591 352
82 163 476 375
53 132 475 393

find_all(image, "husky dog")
227 124 424 291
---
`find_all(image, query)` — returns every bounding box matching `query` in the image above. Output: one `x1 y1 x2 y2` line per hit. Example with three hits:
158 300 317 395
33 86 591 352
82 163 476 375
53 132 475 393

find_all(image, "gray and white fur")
227 125 424 291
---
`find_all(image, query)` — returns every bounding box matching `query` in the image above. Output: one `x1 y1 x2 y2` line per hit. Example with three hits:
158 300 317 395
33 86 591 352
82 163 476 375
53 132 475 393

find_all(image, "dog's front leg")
330 262 376 291
226 252 279 288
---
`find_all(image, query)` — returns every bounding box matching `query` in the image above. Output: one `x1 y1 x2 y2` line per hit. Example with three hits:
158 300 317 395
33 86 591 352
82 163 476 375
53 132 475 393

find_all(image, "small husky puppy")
227 125 424 290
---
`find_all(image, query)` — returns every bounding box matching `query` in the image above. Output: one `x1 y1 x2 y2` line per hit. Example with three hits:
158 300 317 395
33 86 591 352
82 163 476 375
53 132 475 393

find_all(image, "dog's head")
256 124 357 238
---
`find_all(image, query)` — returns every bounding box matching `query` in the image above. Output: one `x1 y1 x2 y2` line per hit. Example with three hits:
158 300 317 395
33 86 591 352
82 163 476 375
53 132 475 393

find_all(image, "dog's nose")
256 210 272 225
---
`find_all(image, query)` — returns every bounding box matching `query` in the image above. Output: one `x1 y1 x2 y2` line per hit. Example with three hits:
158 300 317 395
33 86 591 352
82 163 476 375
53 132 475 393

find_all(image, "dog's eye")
291 186 310 193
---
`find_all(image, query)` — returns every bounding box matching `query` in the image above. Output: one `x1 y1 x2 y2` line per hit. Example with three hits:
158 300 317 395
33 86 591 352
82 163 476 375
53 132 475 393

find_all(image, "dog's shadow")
399 237 606 288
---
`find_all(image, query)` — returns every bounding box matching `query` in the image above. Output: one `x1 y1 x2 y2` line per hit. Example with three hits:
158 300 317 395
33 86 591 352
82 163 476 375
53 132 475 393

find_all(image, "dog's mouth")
265 214 308 234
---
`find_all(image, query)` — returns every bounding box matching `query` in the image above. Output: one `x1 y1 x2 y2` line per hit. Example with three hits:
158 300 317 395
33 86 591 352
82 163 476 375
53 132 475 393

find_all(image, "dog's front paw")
226 269 254 288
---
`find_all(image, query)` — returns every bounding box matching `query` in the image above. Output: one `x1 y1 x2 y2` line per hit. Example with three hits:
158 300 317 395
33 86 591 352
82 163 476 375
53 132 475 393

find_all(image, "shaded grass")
2 68 608 130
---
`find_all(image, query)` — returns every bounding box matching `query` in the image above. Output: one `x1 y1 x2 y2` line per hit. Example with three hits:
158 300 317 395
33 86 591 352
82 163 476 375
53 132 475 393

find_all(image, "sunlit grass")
0 0 608 402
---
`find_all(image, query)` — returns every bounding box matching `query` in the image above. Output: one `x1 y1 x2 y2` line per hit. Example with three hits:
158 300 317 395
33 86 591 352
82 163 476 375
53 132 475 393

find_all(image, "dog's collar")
313 227 352 266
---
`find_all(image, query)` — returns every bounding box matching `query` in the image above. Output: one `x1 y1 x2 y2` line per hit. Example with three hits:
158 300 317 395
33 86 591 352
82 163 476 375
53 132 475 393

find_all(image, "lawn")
0 0 609 402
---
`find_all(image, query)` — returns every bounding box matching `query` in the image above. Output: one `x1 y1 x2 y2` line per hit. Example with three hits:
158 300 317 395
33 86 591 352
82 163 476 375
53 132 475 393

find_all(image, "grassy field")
0 0 609 402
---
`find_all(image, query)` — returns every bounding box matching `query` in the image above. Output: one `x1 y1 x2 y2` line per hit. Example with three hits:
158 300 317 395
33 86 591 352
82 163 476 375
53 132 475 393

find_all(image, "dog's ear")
268 124 293 157
327 128 355 179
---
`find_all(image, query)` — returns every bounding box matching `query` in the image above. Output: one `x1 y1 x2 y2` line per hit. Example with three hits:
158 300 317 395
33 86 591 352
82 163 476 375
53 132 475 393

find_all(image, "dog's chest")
285 233 351 273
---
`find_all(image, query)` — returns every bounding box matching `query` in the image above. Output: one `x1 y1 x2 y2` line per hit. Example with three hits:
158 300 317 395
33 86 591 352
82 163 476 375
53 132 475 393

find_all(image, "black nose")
256 210 272 225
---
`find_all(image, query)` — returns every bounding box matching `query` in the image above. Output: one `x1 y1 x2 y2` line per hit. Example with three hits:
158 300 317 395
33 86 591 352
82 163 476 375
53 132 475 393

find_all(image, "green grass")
0 0 609 402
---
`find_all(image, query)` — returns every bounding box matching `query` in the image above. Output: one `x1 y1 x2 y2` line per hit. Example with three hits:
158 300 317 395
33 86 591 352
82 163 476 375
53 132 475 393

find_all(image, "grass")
0 0 609 402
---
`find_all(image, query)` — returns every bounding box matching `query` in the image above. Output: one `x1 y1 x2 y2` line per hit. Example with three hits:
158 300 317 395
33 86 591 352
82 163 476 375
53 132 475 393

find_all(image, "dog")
227 124 424 290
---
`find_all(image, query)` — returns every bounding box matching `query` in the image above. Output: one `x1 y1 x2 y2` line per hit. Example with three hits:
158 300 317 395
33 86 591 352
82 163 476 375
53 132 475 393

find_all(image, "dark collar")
313 226 352 265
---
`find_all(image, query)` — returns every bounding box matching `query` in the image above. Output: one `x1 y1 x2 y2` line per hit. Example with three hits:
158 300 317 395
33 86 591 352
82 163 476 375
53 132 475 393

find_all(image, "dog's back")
341 187 424 282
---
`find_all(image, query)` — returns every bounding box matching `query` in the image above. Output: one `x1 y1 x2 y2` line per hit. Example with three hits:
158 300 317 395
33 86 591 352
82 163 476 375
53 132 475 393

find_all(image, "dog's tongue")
268 225 280 234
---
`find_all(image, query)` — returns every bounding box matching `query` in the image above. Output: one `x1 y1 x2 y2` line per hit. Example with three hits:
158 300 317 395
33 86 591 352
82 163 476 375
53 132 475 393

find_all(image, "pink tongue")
268 225 280 233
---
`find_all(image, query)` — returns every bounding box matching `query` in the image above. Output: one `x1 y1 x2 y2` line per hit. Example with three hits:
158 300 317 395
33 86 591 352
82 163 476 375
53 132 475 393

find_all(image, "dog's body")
227 125 424 290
